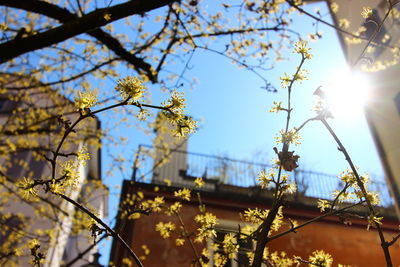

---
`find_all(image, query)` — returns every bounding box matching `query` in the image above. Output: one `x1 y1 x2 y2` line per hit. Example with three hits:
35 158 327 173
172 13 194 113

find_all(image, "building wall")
111 183 400 267
0 74 107 266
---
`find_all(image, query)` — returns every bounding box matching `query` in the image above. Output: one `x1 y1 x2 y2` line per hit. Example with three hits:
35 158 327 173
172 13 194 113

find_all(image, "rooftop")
132 144 395 208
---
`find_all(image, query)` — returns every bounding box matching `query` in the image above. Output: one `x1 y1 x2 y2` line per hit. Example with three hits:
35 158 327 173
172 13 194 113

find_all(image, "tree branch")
0 0 175 81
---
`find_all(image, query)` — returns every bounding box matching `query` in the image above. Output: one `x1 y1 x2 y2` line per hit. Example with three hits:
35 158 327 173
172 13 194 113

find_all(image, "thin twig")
57 193 143 267
321 118 392 267
268 202 363 242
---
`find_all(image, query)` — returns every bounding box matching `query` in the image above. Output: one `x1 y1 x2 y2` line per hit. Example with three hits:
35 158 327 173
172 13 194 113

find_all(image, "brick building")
110 117 400 266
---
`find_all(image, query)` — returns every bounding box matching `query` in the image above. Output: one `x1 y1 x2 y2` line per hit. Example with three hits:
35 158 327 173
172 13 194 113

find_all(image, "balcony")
132 144 394 208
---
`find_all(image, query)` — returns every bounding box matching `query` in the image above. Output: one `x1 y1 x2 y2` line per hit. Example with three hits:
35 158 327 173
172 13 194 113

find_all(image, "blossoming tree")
0 0 400 266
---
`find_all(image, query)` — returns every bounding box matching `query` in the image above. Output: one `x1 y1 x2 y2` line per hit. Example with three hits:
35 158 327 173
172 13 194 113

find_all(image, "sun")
323 69 371 120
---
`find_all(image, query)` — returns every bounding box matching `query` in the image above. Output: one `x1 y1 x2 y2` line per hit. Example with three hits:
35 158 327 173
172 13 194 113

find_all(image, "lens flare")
324 70 370 119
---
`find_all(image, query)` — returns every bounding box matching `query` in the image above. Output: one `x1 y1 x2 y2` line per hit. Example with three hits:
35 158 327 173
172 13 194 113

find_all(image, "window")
208 220 253 267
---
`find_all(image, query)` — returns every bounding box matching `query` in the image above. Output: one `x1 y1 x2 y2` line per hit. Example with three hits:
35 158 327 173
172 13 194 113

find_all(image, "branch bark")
0 0 176 81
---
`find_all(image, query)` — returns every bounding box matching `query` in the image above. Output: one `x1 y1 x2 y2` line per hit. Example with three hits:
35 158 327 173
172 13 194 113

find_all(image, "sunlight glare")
324 70 371 120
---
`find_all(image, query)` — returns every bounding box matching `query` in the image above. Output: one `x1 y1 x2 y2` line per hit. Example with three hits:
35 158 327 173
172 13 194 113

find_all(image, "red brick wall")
111 185 400 267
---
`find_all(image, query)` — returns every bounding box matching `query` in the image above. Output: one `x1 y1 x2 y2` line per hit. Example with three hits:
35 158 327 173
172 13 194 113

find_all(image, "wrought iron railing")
132 145 394 207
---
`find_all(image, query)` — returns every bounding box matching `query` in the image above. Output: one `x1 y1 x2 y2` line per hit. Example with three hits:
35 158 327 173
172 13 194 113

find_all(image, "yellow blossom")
257 170 273 188
18 177 38 200
223 233 239 259
283 182 297 194
361 7 373 19
269 101 283 113
213 253 227 267
28 239 40 250
74 90 98 111
339 169 356 185
280 72 291 88
339 19 350 29
104 13 112 21
49 180 65 194
163 179 172 186
141 244 150 255
174 116 198 137
367 214 383 230
0 23 8 30
365 191 380 206
293 40 312 59
175 238 185 246
141 196 164 212
201 248 210 266
77 146 90 165
330 2 339 13
308 250 333 267
165 201 182 216
317 199 330 212
155 221 176 238
275 129 301 145
115 76 146 102
194 177 205 188
174 188 191 201
163 90 186 111
194 212 218 242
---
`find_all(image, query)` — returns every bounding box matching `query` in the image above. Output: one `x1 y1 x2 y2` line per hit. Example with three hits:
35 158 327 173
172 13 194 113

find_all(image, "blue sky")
97 1 385 264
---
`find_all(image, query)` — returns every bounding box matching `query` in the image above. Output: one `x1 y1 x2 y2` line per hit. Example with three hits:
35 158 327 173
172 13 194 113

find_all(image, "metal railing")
133 145 394 207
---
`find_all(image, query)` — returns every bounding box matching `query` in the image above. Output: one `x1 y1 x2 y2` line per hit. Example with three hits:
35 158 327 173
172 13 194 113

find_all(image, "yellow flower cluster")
28 238 40 250
361 7 373 19
257 170 274 189
194 212 218 242
339 169 357 185
275 129 301 145
165 201 182 216
139 244 150 261
269 101 283 113
141 196 165 213
163 179 172 186
339 18 350 29
155 221 176 238
293 40 312 59
194 177 205 188
332 169 380 206
222 233 239 259
49 179 65 194
74 90 98 112
17 177 38 200
308 250 333 267
115 76 146 103
267 250 294 266
175 238 185 246
160 90 197 137
61 160 80 188
367 214 383 230
330 2 339 13
163 89 186 111
317 199 330 212
280 72 291 88
77 146 91 165
174 188 191 201
243 207 284 233
243 207 268 224
213 252 227 267
282 182 297 194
